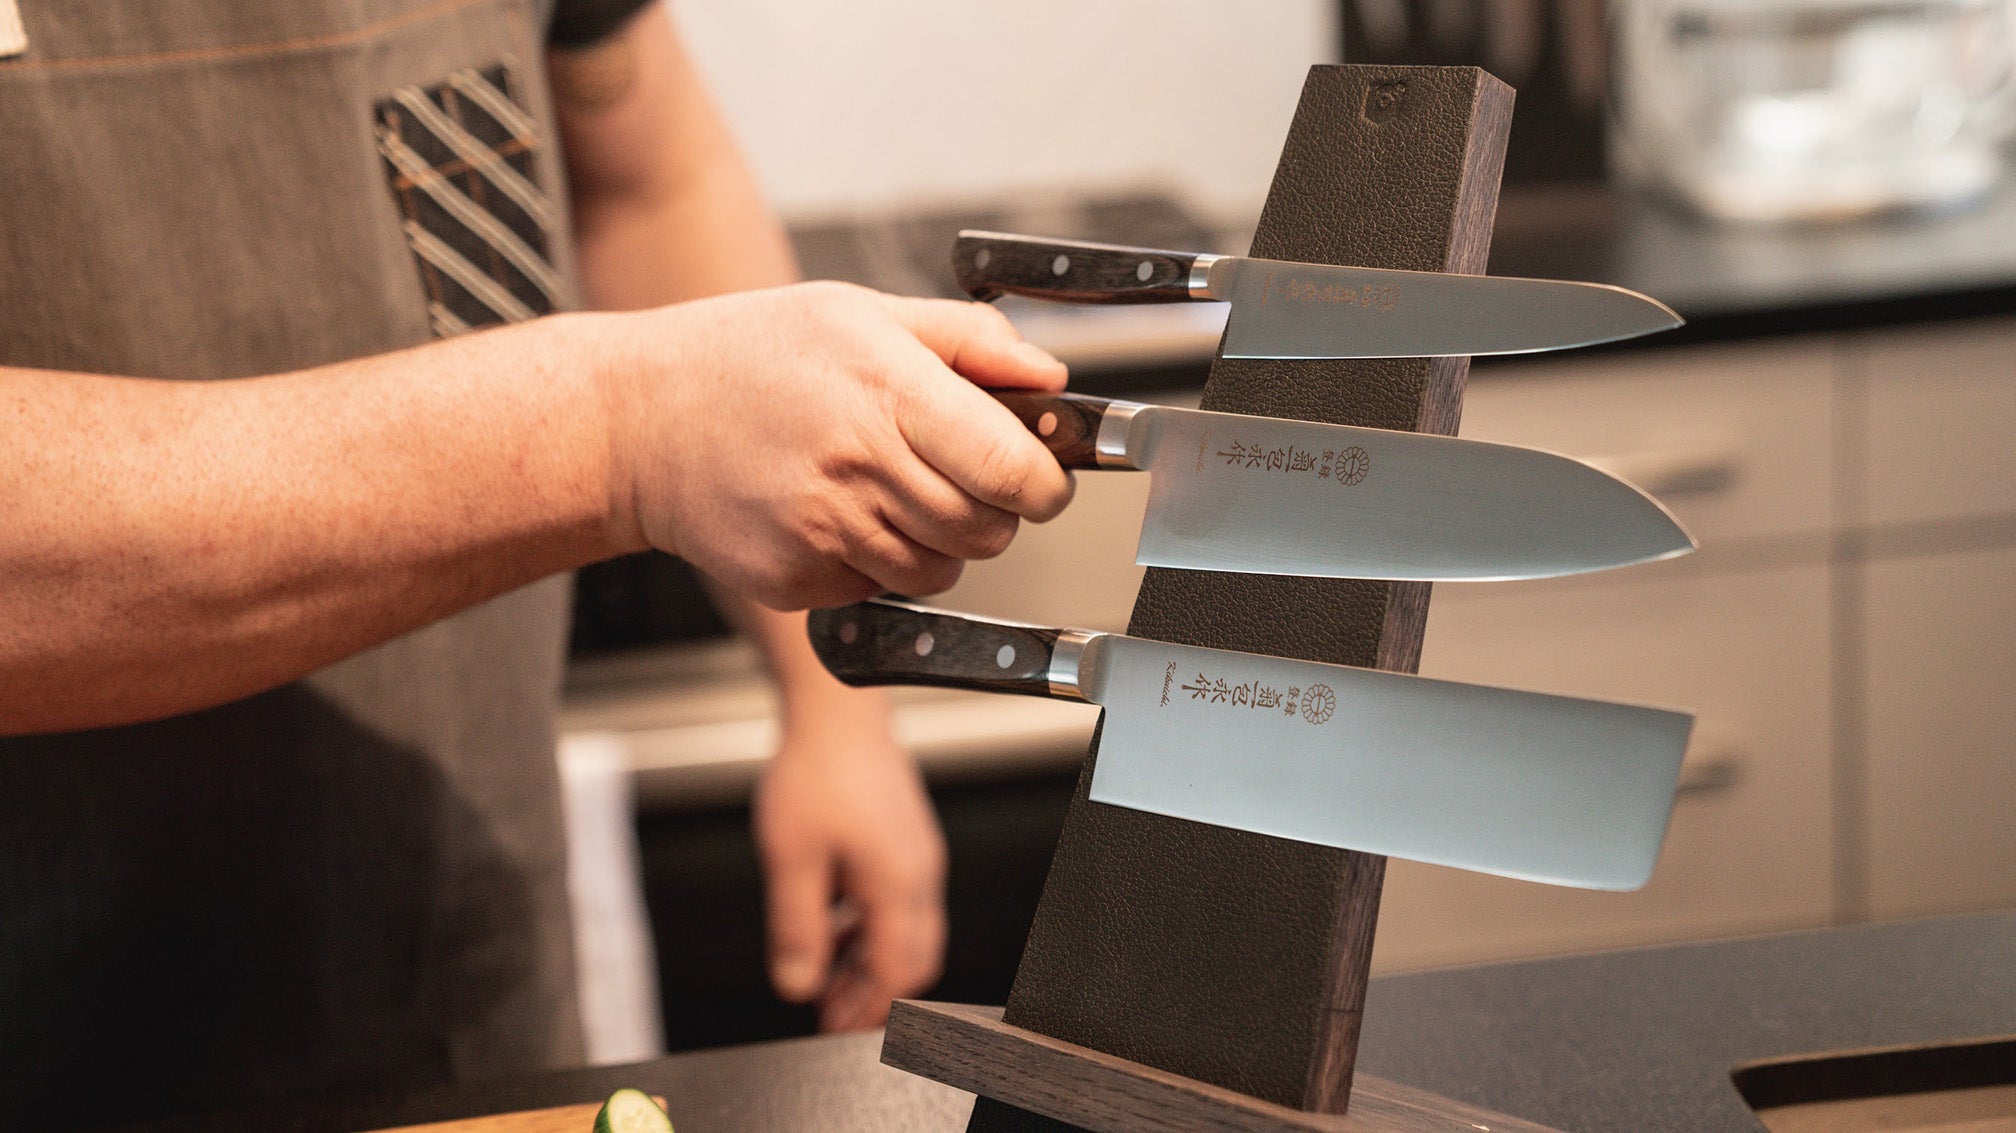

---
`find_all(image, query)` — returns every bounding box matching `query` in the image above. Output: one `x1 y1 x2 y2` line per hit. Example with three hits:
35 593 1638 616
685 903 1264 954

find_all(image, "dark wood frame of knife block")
880 65 1561 1132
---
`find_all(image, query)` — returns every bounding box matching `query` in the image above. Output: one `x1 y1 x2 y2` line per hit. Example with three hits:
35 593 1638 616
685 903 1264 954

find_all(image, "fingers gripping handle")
954 231 1204 304
808 598 1080 700
990 391 1116 470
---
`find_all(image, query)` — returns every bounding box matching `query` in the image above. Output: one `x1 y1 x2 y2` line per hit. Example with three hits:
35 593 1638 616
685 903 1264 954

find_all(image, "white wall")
670 1 1338 222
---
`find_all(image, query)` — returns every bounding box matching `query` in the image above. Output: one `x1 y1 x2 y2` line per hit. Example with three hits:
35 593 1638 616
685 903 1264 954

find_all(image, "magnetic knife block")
880 65 1566 1132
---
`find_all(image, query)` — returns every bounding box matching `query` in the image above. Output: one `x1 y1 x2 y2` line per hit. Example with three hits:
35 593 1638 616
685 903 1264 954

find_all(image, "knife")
953 231 1682 358
992 390 1694 581
810 597 1693 890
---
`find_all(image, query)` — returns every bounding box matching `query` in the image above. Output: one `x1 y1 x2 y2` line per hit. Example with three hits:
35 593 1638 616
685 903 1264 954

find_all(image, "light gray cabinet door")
1864 545 2016 919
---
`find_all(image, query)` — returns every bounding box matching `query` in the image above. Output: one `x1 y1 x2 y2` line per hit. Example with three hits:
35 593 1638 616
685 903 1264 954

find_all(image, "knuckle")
965 513 1018 560
969 436 1034 507
797 278 866 306
966 299 1016 334
1026 468 1076 522
907 862 947 902
921 839 949 884
889 556 962 597
880 856 936 897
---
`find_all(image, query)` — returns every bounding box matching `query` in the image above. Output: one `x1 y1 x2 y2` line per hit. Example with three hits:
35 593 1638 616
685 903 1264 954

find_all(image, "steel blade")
1211 257 1681 359
1079 635 1693 890
1129 406 1694 581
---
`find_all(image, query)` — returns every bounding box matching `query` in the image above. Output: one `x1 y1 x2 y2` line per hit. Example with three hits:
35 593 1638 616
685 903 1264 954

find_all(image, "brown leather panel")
974 65 1513 1124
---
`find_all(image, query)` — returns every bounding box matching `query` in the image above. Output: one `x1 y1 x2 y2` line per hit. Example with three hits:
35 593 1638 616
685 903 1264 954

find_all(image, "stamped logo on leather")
374 63 561 338
1363 79 1407 124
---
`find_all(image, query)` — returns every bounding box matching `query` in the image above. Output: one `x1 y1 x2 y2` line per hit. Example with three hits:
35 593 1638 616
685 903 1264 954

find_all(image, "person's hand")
752 692 946 1031
593 281 1073 609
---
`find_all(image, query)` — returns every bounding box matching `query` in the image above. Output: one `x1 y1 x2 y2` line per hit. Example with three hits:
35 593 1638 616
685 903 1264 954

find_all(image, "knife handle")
954 230 1206 304
808 597 1083 700
990 390 1132 470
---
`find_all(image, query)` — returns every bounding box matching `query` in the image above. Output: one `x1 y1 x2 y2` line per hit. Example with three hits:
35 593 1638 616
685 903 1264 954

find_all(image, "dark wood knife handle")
808 597 1067 698
990 390 1118 470
955 230 1201 304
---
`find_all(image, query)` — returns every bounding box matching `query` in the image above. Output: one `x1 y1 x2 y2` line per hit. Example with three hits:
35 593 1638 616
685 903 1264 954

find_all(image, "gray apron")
0 2 592 1124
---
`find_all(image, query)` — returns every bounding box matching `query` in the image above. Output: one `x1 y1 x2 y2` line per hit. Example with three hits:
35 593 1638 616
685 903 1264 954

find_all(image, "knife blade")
954 231 1682 358
810 597 1693 890
993 391 1695 581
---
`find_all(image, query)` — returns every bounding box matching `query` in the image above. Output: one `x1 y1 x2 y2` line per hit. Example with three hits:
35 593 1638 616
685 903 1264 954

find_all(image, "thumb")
763 844 835 1003
879 295 1068 391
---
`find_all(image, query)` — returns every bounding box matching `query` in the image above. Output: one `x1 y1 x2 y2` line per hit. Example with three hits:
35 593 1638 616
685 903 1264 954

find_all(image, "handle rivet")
1136 260 1153 282
914 632 935 657
1051 254 1070 276
838 621 858 645
974 247 991 270
996 645 1016 668
1036 411 1058 437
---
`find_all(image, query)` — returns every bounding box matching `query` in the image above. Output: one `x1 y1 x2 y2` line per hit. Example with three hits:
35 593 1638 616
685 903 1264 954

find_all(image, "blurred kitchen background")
559 0 2016 1064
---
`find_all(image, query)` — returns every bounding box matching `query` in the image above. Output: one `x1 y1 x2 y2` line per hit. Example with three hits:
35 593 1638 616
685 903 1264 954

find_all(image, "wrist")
558 309 655 559
776 682 900 751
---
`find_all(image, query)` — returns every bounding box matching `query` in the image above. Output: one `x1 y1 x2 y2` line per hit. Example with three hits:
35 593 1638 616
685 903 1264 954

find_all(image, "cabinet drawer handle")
1587 445 1742 499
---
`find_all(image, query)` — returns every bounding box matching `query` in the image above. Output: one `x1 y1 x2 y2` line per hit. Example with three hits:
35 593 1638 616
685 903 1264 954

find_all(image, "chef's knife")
810 598 1693 890
954 231 1682 358
993 391 1694 581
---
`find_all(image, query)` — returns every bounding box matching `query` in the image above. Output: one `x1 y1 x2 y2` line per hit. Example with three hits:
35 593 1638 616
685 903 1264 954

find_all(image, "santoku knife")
993 390 1694 581
955 231 1682 358
810 597 1694 891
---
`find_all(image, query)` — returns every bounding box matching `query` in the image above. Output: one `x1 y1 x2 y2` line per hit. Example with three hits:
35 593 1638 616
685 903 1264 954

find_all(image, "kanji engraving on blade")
1215 440 1371 488
1174 669 1330 725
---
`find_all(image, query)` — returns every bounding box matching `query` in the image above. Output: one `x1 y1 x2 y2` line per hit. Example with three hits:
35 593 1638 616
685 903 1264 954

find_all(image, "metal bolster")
1093 399 1148 470
1187 254 1223 300
1046 629 1099 701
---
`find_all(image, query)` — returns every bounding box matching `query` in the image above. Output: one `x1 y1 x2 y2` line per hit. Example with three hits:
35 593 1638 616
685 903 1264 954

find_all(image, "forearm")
0 315 636 734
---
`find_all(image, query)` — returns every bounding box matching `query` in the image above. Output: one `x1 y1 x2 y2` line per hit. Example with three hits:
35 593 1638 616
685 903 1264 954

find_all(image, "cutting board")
367 1099 632 1132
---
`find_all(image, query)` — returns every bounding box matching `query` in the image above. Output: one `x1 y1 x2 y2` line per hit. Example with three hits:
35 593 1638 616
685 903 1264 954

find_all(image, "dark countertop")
1354 910 2016 1131
786 179 2016 400
1481 179 2016 351
129 910 2016 1133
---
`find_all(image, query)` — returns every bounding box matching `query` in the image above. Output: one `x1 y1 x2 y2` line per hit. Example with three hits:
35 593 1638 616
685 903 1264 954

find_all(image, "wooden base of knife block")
883 1002 1561 1133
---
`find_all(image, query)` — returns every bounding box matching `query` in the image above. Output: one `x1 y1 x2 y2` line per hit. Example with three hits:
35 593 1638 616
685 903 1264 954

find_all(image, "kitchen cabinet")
1863 546 2016 918
1381 315 2016 967
1452 336 1838 546
1380 337 1841 971
1852 316 2016 920
1858 317 2016 528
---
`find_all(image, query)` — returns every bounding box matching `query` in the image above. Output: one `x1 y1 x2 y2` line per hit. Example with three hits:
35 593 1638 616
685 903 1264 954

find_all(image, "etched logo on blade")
1301 684 1337 725
1334 446 1371 487
1256 266 1400 314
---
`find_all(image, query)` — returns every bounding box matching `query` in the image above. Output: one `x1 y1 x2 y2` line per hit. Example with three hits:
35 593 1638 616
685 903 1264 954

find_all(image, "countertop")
127 910 2016 1132
783 179 2016 394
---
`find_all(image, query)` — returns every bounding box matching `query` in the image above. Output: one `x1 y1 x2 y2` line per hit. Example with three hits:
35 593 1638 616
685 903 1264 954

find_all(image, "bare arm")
3 3 1069 749
0 317 630 734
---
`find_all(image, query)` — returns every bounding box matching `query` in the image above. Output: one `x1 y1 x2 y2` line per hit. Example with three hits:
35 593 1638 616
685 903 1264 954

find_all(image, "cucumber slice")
593 1087 673 1133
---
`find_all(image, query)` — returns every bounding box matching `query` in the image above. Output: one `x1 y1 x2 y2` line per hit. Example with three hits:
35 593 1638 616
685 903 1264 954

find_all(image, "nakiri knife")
809 597 1694 890
954 231 1682 358
992 390 1694 581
